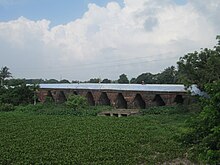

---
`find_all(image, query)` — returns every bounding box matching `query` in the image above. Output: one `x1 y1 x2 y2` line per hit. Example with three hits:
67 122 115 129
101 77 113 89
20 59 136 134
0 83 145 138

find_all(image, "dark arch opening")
174 95 184 104
57 91 67 103
133 94 146 109
99 92 111 106
45 91 54 102
86 92 95 106
153 94 165 106
73 91 78 95
115 93 127 109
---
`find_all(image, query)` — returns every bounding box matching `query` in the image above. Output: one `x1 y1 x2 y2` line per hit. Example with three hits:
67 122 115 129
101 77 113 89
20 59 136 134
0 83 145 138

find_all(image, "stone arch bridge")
37 83 190 109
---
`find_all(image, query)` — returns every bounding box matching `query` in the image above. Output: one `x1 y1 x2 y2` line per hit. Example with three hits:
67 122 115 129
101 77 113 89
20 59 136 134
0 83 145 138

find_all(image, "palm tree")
0 66 12 86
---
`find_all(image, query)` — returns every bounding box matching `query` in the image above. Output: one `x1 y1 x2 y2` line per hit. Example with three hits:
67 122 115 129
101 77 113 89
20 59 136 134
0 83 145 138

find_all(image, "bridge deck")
39 83 187 92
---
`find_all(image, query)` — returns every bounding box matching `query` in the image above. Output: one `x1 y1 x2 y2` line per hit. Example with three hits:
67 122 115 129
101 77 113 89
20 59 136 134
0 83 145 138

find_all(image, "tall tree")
45 79 59 84
156 66 178 84
101 78 111 83
130 78 136 84
5 79 25 86
177 36 220 90
118 74 129 84
25 79 45 84
135 72 156 84
0 66 11 86
72 80 80 83
60 79 70 83
179 36 220 164
88 78 100 83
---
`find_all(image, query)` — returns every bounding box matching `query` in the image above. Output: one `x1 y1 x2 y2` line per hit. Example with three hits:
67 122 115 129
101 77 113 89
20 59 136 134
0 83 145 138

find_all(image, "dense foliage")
177 35 220 90
59 79 70 83
118 73 129 84
0 103 15 112
156 66 177 84
0 71 37 111
130 66 178 84
65 95 88 110
101 78 111 83
133 72 155 84
182 81 220 164
0 84 35 106
87 78 101 83
178 36 220 164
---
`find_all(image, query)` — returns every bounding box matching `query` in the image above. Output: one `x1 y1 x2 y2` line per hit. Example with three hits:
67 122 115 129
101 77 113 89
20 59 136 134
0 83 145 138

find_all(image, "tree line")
1 65 178 85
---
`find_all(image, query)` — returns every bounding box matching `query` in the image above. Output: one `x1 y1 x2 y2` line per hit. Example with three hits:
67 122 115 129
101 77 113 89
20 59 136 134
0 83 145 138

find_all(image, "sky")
0 0 219 81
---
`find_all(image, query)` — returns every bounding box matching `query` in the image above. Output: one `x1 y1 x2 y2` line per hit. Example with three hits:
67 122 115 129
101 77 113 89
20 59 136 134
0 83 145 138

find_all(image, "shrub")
0 84 35 106
16 104 44 113
65 95 88 110
0 103 15 112
141 105 188 115
185 103 202 113
44 96 54 104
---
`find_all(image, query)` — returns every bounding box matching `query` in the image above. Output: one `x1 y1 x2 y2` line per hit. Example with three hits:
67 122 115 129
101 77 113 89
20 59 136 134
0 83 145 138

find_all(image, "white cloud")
0 0 219 81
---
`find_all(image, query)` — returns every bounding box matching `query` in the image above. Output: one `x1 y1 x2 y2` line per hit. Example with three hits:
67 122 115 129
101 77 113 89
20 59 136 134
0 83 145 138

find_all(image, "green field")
0 107 193 164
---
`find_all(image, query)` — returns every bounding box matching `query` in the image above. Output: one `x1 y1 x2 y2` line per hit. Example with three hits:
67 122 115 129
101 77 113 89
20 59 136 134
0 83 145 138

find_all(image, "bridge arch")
133 94 146 109
45 91 54 102
115 93 127 109
86 92 95 106
153 94 165 106
73 91 78 95
99 92 111 106
174 95 184 104
57 91 67 103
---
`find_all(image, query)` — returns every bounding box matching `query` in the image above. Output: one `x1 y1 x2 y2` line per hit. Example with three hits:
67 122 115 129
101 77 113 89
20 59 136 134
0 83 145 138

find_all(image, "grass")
0 105 194 164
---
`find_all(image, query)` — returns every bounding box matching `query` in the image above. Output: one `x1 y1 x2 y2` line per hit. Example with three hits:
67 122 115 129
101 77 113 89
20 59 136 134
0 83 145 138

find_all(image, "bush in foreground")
65 95 88 110
0 103 15 112
181 81 220 164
